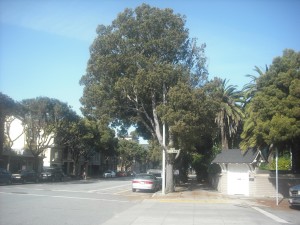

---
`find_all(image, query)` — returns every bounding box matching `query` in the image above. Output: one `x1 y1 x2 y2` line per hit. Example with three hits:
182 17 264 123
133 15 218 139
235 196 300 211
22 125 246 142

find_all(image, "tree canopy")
21 97 78 169
0 93 21 157
241 49 300 171
117 139 147 171
80 4 207 142
80 4 208 192
213 78 244 150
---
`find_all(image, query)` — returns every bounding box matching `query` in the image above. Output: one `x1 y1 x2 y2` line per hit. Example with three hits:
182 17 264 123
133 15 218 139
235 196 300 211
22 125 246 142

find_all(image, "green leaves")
212 78 244 149
117 139 147 170
80 4 207 143
241 49 300 151
21 97 78 157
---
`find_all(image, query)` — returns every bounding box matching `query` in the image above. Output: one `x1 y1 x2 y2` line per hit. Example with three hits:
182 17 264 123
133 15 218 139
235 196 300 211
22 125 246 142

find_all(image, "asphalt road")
0 177 148 225
0 177 299 225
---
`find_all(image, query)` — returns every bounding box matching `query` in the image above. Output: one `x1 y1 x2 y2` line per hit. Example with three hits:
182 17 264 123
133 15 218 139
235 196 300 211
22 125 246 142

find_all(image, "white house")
211 149 265 196
4 116 53 172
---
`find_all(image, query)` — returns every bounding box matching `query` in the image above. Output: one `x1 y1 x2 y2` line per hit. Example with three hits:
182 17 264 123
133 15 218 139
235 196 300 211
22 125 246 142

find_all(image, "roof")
212 149 263 164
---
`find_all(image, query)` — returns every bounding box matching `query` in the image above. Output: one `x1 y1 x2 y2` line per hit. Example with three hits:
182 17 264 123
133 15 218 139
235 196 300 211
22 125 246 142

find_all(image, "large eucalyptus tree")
80 4 207 192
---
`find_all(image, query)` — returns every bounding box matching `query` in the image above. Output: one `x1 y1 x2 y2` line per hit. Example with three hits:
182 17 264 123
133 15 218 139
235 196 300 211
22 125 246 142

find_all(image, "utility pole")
276 147 278 206
162 83 166 195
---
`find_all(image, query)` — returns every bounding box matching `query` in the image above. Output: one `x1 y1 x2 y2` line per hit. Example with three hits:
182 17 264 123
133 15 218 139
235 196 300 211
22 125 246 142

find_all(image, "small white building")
211 149 265 196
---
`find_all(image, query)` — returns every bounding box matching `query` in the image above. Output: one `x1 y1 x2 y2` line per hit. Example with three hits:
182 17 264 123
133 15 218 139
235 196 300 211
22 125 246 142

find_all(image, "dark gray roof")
212 149 262 164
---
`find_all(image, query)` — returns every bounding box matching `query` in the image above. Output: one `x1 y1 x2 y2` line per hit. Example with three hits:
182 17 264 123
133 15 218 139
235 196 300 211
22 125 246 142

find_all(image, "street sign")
167 148 180 154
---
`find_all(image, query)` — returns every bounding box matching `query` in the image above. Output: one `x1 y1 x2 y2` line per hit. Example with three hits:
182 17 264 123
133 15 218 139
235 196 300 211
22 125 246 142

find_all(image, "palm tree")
215 79 244 150
242 65 268 106
240 65 268 150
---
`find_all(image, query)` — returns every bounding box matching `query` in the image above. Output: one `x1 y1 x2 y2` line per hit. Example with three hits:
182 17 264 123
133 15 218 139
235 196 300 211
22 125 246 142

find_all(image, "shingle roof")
212 149 262 164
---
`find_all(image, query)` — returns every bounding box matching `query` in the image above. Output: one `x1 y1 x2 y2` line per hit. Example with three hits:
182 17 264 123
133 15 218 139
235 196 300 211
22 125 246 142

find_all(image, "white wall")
8 117 25 154
6 116 53 168
227 164 249 196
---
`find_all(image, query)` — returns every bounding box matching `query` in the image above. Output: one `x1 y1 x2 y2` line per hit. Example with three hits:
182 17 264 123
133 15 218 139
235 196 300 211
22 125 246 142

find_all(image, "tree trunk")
292 141 300 173
151 92 176 193
0 114 3 157
165 129 175 193
165 154 174 193
221 125 228 150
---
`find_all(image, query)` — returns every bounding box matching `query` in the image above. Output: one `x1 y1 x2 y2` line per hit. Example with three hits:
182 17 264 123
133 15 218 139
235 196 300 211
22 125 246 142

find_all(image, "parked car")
132 173 160 192
147 169 162 178
116 171 127 177
40 167 65 182
0 168 12 185
103 170 116 178
289 184 300 207
12 169 39 183
147 169 162 189
126 171 136 177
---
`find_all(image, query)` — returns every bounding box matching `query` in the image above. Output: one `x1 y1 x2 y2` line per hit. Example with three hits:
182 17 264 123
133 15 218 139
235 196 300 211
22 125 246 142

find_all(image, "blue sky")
1 0 300 115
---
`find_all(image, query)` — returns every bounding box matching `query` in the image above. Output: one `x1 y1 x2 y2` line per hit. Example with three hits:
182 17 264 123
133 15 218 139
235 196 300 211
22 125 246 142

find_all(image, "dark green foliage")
21 97 78 156
241 49 300 172
80 4 207 143
0 93 23 157
213 78 244 150
80 4 208 192
117 139 147 171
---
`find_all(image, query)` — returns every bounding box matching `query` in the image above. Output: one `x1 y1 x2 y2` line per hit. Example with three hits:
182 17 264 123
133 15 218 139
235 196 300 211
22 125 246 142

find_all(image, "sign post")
167 148 180 154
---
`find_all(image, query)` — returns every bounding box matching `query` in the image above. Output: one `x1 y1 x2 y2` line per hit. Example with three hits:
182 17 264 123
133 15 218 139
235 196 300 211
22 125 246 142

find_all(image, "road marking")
113 189 131 195
14 187 94 194
88 184 131 192
10 185 132 194
156 199 234 203
0 191 129 203
252 206 289 224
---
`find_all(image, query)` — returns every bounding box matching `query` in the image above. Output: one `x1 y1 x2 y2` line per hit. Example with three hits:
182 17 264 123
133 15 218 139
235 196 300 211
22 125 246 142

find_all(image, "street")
0 177 299 225
0 177 147 225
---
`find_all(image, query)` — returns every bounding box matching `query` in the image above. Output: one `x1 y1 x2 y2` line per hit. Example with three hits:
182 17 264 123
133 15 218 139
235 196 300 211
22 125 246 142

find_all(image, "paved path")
100 180 294 225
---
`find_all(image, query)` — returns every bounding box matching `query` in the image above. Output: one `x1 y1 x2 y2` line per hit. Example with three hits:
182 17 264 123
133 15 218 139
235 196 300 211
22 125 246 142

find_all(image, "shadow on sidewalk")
175 176 217 193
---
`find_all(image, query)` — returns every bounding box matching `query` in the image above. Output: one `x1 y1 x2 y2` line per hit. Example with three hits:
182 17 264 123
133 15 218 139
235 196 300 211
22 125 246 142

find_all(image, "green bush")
258 162 269 170
265 156 291 170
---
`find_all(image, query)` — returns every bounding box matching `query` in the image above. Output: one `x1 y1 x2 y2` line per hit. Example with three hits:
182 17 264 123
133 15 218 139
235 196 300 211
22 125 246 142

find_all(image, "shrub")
263 156 291 170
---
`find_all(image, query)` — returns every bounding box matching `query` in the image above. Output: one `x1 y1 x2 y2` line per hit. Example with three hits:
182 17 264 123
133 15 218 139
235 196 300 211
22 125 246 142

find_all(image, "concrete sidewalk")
100 180 288 225
153 179 290 209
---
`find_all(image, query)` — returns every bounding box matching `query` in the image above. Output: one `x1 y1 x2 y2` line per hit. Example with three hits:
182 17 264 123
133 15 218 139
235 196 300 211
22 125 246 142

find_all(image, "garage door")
227 164 249 196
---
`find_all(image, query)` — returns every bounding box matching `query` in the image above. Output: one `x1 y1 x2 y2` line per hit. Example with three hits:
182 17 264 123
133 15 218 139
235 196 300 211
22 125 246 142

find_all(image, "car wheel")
132 188 136 192
6 179 12 185
22 179 26 184
35 178 39 183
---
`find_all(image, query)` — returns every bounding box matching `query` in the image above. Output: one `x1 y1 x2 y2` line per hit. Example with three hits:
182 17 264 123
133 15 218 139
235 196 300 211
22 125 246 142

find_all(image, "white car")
289 184 300 207
132 173 160 192
103 170 116 178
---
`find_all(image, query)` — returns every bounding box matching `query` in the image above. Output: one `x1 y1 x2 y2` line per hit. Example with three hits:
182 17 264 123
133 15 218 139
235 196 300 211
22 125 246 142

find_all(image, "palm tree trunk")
221 125 229 150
